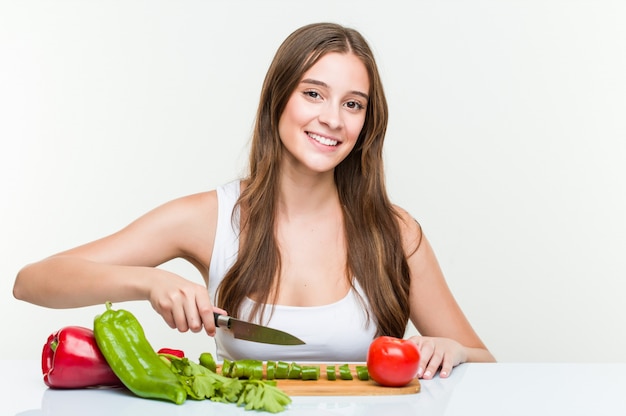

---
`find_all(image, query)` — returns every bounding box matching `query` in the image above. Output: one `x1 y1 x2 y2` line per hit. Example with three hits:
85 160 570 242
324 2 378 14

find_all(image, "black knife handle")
213 312 230 328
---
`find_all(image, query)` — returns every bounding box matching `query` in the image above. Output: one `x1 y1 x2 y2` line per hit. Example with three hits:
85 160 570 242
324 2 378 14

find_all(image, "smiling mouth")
307 132 339 146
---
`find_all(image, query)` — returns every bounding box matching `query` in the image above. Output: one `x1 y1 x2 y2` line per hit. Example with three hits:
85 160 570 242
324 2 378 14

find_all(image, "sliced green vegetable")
287 362 301 379
356 365 369 381
326 365 336 381
275 361 289 379
217 358 370 385
266 361 276 380
231 359 264 380
222 359 233 377
339 364 353 380
301 365 320 380
199 352 216 373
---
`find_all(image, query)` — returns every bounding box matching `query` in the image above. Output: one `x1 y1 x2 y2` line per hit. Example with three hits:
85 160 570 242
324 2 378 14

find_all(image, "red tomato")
366 336 420 387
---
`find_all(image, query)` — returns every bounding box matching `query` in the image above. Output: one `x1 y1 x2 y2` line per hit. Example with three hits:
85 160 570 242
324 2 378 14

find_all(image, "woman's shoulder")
391 204 423 255
391 204 419 227
163 189 218 215
167 179 242 219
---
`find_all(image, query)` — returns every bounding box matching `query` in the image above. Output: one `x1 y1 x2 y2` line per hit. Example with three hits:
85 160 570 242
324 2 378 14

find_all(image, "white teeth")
308 132 338 146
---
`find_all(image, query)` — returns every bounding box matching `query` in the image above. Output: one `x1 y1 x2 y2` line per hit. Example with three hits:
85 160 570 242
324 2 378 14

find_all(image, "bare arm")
13 191 222 334
397 208 496 378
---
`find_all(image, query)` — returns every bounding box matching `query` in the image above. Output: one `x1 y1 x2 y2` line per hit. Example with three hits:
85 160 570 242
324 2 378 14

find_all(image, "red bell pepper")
157 347 185 358
42 326 122 389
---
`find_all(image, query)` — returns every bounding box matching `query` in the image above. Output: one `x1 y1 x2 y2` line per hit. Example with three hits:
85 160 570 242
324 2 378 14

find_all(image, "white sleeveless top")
208 180 378 362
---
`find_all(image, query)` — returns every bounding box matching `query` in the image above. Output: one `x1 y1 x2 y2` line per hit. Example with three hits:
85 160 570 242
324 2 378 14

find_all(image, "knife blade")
213 312 305 345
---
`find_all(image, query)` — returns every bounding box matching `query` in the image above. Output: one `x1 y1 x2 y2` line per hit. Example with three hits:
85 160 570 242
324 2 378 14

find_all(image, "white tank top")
208 180 378 362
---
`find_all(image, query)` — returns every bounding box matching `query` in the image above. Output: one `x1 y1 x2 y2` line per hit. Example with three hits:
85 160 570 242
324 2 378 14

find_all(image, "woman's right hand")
147 269 226 336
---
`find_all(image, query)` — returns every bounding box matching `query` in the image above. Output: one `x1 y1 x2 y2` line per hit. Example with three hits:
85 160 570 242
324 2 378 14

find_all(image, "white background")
1 1 625 364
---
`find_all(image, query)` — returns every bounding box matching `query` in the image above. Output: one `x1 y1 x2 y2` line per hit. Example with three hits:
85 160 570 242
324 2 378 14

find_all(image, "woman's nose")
318 102 343 130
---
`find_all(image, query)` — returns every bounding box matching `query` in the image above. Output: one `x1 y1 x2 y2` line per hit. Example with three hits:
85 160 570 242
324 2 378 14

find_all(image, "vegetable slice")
339 364 353 380
356 365 369 381
287 362 302 379
301 365 321 380
266 361 276 380
222 359 233 377
199 352 216 373
326 365 336 381
275 361 289 379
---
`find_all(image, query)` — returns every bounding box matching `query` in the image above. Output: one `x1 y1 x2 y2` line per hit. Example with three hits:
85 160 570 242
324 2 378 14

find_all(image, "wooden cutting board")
216 363 420 396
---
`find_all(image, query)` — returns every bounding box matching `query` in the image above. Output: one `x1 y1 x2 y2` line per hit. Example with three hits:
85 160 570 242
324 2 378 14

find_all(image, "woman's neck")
277 173 340 220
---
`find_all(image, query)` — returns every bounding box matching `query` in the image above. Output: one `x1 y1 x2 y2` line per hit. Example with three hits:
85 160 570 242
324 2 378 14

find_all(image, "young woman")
13 22 495 379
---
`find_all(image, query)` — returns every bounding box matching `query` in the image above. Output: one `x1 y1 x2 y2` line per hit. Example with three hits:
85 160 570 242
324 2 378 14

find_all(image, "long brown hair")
216 22 414 338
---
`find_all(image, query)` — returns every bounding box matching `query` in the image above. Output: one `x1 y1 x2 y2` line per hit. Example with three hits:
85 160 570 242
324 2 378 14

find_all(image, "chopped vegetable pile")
162 354 292 413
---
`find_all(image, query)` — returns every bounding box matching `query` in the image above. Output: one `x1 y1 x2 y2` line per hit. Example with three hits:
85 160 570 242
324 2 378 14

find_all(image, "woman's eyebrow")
301 78 369 101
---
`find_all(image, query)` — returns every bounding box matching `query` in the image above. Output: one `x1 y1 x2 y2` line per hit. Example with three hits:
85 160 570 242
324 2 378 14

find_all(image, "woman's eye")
304 90 320 99
345 101 364 110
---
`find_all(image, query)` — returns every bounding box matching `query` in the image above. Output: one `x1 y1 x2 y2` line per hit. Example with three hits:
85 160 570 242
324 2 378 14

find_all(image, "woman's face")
278 52 369 176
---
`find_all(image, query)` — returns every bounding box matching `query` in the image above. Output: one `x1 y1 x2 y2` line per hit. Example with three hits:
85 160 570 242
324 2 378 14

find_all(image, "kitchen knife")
213 312 305 345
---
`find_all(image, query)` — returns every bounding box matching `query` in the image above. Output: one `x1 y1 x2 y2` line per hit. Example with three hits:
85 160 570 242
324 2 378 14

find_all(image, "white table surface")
4 360 626 415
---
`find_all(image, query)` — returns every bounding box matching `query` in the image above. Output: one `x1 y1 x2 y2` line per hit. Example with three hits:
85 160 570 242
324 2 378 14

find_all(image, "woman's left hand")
408 335 468 379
